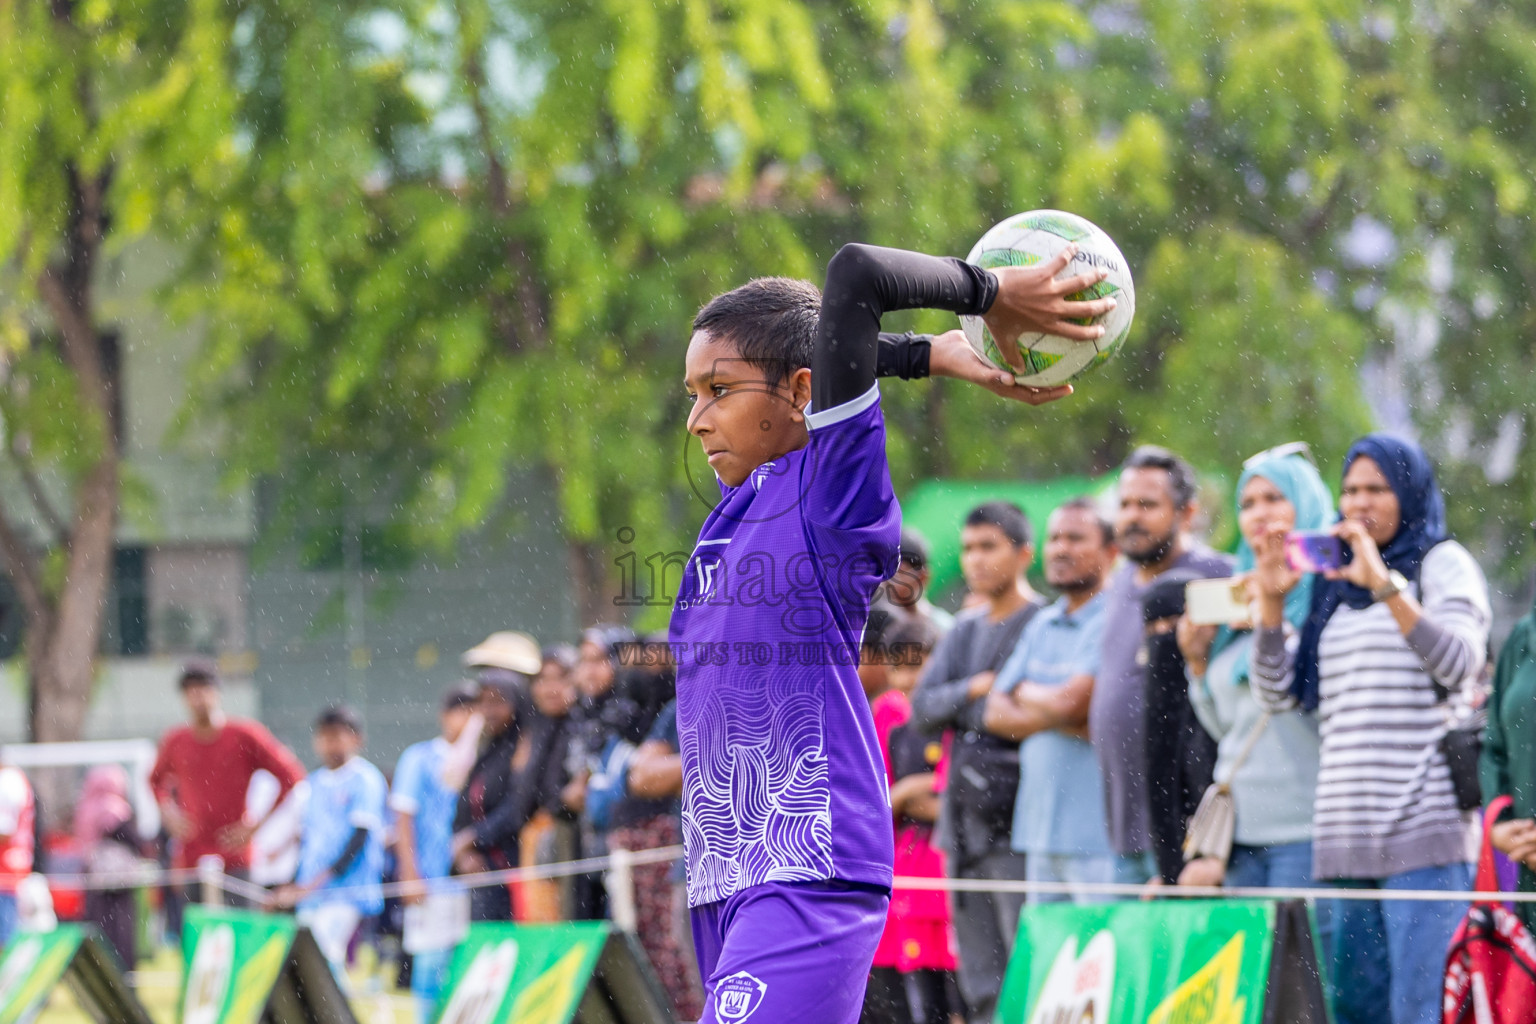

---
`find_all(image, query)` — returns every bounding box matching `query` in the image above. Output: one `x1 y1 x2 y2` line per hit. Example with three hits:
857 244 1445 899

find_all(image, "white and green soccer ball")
960 209 1135 388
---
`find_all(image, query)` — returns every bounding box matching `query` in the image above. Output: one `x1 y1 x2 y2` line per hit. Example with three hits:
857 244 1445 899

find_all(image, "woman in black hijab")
561 624 640 919
451 668 529 922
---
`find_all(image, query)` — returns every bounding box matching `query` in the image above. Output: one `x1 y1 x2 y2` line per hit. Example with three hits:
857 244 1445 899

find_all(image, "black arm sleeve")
875 332 932 380
813 244 997 411
326 827 369 878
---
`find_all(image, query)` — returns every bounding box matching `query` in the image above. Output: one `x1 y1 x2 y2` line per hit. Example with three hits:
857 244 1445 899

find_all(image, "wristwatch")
1371 569 1409 603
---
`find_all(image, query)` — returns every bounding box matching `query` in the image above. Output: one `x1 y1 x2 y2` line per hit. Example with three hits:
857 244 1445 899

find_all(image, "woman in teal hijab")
1177 449 1334 897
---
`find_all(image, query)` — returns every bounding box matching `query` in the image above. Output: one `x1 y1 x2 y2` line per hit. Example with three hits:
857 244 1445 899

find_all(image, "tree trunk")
567 538 613 628
0 8 120 747
30 458 117 743
18 160 119 744
23 611 53 743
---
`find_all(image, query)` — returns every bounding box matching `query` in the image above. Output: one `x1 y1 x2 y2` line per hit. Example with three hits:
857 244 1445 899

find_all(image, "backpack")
1443 796 1536 1024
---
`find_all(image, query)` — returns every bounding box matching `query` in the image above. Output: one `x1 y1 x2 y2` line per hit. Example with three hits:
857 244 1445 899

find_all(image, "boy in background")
907 501 1043 1022
150 660 305 903
392 685 478 1022
274 706 388 984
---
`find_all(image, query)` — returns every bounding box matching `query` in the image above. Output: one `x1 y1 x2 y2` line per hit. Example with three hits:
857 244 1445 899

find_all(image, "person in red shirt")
149 660 305 889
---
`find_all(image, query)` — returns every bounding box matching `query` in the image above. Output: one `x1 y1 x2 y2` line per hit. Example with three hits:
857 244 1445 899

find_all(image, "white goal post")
0 738 162 839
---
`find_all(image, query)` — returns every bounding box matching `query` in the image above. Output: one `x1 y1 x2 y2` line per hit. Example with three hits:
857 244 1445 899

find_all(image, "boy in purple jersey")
673 242 1114 1024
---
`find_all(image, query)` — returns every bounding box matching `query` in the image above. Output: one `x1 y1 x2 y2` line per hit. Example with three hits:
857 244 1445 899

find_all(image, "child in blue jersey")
673 242 1115 1023
273 705 388 985
390 685 478 1022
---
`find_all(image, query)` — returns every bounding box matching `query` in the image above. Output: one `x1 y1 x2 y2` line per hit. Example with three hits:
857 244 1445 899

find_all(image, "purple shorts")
691 880 889 1024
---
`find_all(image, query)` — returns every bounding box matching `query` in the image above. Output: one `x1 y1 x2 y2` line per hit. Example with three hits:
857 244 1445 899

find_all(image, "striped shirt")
1253 541 1490 880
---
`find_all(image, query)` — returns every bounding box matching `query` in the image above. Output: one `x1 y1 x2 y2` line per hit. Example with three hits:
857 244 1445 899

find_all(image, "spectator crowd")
1 432 1534 1024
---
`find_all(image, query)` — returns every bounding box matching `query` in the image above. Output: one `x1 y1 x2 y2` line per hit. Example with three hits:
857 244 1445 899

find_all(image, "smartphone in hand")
1185 578 1253 627
1285 531 1345 573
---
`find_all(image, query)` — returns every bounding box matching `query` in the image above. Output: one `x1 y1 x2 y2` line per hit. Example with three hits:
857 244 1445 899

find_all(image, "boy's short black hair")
859 605 900 662
691 277 821 382
1055 496 1115 547
178 657 220 690
964 501 1033 549
1121 445 1198 511
314 704 362 734
885 616 939 665
898 527 932 570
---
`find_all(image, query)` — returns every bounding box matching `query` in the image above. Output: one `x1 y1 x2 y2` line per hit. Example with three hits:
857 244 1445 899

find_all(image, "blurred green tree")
167 0 1534 631
0 0 240 740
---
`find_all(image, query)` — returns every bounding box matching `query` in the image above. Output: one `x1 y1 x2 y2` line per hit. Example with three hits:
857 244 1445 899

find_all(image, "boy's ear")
788 367 813 421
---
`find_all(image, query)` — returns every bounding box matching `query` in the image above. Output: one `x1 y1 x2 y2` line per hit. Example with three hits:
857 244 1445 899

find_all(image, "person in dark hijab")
1290 434 1457 710
1250 434 1491 1024
451 668 529 922
1140 571 1217 885
561 624 641 919
569 625 639 763
518 645 581 919
607 636 698 1019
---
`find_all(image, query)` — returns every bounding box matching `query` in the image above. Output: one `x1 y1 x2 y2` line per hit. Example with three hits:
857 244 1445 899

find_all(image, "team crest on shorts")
715 970 769 1021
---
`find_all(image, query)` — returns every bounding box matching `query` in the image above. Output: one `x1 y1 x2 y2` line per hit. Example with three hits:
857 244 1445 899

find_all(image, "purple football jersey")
671 384 900 907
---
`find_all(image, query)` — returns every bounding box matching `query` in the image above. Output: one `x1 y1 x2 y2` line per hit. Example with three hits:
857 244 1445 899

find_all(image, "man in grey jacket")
910 500 1043 1024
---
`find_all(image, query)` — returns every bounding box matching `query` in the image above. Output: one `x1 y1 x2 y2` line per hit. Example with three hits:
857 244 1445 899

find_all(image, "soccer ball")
960 210 1135 387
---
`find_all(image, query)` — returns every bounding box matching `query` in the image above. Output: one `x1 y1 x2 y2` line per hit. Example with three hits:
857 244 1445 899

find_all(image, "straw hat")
462 631 541 676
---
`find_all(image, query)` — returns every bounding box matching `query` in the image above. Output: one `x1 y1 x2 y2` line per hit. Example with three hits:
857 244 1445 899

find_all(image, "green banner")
0 925 152 1024
998 899 1324 1024
435 922 610 1024
0 926 85 1024
181 907 299 1024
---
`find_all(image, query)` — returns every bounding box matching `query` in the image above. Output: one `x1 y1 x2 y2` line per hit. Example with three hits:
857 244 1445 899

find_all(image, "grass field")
36 942 419 1024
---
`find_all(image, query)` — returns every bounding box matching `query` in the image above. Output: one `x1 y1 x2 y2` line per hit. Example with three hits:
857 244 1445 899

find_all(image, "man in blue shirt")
983 498 1119 901
391 685 477 1022
273 705 388 983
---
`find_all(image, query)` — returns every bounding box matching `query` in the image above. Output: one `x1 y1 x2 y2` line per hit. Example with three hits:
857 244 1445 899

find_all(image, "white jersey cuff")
805 383 879 430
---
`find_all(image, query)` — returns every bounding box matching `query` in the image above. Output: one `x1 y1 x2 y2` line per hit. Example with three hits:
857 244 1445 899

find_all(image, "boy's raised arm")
813 243 1115 412
813 244 996 412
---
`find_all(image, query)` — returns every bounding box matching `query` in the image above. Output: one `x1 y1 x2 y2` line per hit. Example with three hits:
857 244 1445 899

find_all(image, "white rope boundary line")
41 849 1536 905
888 876 1536 904
35 846 683 900
38 866 204 891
